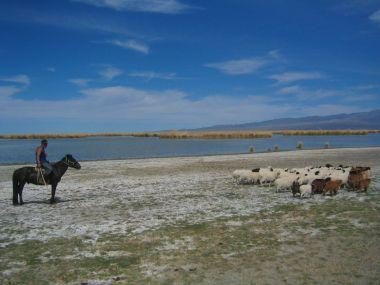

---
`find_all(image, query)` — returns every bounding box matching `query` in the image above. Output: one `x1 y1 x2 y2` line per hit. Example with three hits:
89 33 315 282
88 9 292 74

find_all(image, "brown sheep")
323 178 342 196
311 179 327 194
351 167 371 178
348 167 371 191
356 178 371 192
348 173 362 190
361 168 371 180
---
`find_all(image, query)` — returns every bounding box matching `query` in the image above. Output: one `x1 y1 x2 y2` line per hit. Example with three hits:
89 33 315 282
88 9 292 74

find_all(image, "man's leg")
42 161 53 175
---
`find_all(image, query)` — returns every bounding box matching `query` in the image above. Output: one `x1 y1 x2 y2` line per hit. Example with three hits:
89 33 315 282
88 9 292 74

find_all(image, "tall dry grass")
154 131 273 139
1 130 379 140
0 133 136 139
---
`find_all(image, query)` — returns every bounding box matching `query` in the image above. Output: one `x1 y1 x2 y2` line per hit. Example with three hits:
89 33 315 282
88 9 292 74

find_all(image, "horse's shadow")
21 197 85 205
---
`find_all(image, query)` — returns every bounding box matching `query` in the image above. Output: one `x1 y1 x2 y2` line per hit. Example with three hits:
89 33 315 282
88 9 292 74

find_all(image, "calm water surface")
1 134 380 164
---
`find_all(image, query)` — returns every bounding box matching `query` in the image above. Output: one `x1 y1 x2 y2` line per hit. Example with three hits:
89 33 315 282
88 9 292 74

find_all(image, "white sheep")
300 184 312 198
274 174 298 192
259 167 278 186
232 165 358 193
298 173 310 185
328 168 350 185
232 169 260 184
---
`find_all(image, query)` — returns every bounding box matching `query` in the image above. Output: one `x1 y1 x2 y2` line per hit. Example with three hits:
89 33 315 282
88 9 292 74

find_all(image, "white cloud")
277 85 377 104
68 78 93 87
0 86 23 98
0 75 30 99
277 85 342 100
0 86 293 127
128 71 177 80
267 50 282 59
99 66 123 80
301 104 365 117
0 85 369 130
72 0 192 14
205 58 268 75
351 84 379 91
369 9 380 23
108 39 150 54
2 8 139 38
270 71 324 84
0 74 30 86
278 85 302 94
204 50 281 75
345 94 376 102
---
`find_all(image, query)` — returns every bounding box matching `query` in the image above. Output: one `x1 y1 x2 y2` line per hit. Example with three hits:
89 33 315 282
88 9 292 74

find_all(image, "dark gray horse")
12 154 81 205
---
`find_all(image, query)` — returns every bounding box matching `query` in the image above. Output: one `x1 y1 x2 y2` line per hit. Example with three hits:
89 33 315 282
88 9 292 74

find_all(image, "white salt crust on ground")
0 147 379 248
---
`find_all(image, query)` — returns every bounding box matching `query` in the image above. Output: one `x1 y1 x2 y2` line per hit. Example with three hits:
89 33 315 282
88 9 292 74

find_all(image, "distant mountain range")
195 109 380 131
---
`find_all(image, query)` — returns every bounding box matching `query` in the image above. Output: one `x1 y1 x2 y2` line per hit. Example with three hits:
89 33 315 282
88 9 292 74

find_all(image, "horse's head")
62 154 81 169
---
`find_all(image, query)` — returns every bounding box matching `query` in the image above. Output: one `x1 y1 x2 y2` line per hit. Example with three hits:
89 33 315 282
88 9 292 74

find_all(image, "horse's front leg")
19 182 26 205
50 183 57 204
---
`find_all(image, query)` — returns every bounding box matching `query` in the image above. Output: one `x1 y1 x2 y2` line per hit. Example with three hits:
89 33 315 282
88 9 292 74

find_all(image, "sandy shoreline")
1 147 379 284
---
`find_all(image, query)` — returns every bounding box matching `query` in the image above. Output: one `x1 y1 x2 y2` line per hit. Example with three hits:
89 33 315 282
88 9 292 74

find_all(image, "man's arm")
36 147 42 167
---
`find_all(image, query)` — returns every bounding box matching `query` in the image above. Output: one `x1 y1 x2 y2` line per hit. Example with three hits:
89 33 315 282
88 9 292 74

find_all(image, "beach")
1 147 380 284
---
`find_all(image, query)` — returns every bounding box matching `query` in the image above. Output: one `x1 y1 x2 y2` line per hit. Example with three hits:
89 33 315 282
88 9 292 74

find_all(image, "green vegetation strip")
1 198 379 284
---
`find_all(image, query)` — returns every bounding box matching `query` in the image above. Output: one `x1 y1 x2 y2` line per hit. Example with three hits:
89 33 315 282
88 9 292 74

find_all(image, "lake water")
1 134 380 164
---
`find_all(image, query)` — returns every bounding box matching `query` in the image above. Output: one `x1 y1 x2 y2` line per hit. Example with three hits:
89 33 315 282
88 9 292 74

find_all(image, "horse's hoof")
50 199 56 204
13 201 19 206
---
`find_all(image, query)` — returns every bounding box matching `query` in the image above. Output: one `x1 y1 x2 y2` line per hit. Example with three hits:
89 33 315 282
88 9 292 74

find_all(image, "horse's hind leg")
50 184 57 204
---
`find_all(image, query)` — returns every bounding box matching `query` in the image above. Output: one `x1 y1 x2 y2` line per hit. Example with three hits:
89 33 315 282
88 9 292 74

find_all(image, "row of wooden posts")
249 141 331 153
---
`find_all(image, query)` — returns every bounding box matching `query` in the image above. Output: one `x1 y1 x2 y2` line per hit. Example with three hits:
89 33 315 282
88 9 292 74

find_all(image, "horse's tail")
12 171 19 205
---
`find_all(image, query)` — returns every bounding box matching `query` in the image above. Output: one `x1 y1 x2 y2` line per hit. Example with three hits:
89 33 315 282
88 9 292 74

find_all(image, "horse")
12 154 81 205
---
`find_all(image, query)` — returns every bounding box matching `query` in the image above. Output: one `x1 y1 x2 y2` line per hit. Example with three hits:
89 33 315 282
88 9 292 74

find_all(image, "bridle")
62 156 77 167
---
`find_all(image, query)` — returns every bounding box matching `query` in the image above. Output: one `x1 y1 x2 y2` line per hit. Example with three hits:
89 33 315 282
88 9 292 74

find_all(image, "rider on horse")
36 139 57 176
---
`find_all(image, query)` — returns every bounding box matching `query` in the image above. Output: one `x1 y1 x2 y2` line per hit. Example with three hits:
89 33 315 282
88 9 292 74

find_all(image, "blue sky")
0 0 380 133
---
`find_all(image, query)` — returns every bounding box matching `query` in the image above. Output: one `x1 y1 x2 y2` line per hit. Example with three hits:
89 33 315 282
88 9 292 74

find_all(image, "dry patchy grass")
1 130 380 140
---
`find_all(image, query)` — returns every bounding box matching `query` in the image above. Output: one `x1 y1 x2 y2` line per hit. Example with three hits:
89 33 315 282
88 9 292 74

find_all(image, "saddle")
34 167 47 185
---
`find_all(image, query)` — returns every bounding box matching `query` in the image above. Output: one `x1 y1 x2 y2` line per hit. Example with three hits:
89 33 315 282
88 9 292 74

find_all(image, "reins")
62 157 76 168
37 167 48 187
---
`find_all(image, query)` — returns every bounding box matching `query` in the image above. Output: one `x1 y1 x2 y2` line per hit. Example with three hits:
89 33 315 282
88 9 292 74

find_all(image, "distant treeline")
1 130 380 140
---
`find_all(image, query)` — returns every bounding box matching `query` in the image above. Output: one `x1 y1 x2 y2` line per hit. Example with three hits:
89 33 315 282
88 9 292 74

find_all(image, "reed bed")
0 133 137 139
0 131 272 140
1 130 380 140
153 131 273 139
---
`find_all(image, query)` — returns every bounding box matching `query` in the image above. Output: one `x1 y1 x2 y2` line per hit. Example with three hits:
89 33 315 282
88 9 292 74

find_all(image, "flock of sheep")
232 165 371 198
